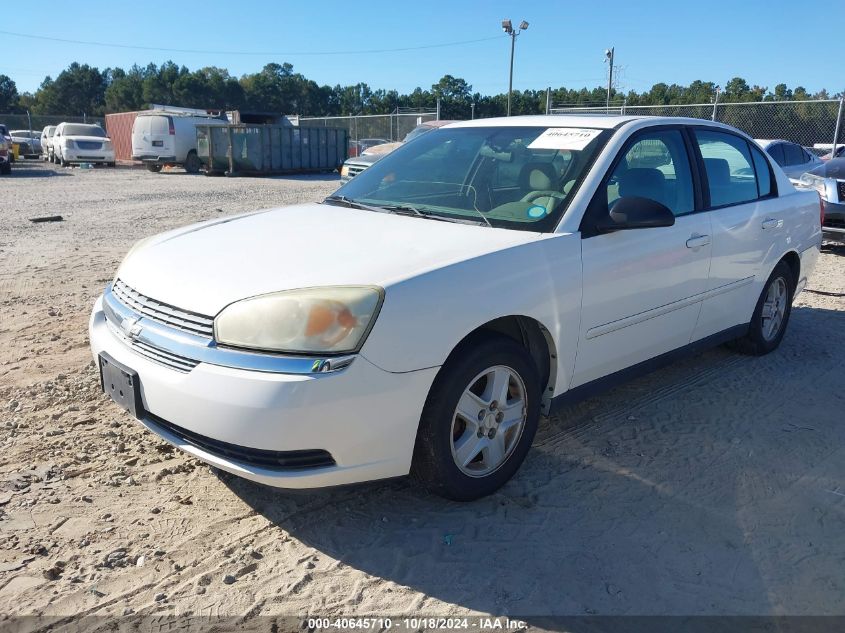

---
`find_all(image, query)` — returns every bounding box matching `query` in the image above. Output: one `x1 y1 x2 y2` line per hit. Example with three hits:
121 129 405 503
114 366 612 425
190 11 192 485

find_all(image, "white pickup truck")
90 115 821 501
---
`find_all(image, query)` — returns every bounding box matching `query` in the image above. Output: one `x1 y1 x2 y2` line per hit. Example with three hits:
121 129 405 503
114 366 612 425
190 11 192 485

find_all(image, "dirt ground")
1 161 844 627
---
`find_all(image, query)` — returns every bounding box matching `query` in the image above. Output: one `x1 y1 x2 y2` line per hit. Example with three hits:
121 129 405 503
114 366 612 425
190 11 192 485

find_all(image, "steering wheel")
521 190 567 204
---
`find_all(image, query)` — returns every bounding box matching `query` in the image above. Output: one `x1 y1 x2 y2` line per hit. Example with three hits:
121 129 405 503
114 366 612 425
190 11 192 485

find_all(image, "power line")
0 30 502 57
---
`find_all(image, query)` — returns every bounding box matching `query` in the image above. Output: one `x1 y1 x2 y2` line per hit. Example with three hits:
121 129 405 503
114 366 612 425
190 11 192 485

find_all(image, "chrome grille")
837 180 845 203
346 164 368 179
76 140 102 150
112 280 214 338
104 319 199 373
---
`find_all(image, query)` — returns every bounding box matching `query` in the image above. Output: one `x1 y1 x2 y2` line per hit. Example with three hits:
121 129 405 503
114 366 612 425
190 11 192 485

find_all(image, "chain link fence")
299 110 437 143
0 113 106 132
550 99 844 155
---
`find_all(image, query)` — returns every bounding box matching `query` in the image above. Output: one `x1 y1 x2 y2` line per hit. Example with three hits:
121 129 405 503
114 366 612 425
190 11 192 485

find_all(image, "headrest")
703 158 731 187
618 167 666 200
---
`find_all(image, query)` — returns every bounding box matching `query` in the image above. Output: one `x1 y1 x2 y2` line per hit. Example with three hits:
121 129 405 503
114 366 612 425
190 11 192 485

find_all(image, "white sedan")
90 115 821 500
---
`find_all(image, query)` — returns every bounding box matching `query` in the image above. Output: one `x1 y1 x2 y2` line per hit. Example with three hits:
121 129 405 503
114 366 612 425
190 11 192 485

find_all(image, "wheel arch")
780 250 801 289
444 315 558 415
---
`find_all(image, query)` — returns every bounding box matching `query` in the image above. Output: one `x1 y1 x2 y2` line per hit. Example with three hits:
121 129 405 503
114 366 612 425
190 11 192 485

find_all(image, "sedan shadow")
223 305 845 620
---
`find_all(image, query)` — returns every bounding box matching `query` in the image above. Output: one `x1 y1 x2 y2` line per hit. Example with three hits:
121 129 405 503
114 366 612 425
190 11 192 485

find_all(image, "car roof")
445 114 757 132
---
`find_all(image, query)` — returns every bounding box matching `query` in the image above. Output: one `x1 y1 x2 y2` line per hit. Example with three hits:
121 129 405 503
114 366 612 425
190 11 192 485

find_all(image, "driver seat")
519 162 562 211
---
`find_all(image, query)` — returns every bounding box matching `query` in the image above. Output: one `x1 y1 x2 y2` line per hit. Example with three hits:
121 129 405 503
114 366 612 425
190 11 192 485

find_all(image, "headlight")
64 138 74 149
103 140 113 151
215 286 383 354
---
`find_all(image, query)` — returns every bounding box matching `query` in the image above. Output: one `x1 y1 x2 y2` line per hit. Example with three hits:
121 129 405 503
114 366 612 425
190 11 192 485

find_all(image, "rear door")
690 128 782 340
573 127 712 386
134 115 173 158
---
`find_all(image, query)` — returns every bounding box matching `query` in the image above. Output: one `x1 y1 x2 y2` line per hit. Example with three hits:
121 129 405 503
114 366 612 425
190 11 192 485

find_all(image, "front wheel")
411 334 541 501
731 261 795 355
146 164 162 173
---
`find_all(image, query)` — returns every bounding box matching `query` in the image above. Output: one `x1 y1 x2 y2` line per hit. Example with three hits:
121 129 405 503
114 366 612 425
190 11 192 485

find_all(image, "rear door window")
149 116 170 135
695 130 759 207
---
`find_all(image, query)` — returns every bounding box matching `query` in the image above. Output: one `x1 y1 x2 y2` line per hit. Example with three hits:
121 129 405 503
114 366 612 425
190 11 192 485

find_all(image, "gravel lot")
1 160 844 625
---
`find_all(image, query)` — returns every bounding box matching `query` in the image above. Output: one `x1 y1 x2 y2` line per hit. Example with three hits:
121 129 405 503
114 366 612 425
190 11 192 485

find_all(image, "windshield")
333 125 609 231
63 124 106 137
11 130 37 138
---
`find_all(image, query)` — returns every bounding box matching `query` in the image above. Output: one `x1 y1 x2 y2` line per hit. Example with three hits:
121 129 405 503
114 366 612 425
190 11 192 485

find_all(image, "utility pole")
502 19 529 116
605 47 615 112
471 102 476 120
712 85 721 121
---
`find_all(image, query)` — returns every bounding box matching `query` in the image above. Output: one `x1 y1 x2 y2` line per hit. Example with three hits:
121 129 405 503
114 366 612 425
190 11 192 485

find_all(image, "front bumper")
63 149 115 163
822 198 845 242
89 294 437 489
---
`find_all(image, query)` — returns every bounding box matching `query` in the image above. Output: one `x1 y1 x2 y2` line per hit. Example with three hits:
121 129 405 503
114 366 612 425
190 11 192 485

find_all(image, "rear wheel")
411 334 541 501
184 151 201 174
731 261 795 355
146 164 162 173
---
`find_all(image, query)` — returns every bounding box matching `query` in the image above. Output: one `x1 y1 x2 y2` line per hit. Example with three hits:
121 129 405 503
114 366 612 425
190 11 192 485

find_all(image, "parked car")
822 145 845 161
90 115 821 501
798 158 845 242
756 139 822 179
0 124 13 162
41 126 57 162
340 121 455 183
53 123 115 167
9 130 42 158
132 109 227 173
0 135 11 174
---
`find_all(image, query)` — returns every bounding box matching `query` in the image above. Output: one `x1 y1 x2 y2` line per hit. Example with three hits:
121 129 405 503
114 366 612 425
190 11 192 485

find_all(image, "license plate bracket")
99 352 143 419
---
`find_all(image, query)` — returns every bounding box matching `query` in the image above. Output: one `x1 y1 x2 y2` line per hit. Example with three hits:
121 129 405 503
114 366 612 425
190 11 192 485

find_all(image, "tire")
146 164 163 173
411 333 541 501
107 162 116 168
184 151 201 174
0 162 10 175
731 261 795 356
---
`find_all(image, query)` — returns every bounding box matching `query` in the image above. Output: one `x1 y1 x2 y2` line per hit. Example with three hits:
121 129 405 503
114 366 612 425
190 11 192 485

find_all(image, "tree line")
0 61 841 119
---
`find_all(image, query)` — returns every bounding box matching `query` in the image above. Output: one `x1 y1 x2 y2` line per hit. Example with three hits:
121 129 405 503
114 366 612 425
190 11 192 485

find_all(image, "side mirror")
596 196 676 233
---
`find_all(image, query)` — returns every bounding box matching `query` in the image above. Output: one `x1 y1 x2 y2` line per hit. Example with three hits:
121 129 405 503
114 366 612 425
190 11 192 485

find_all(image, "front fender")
360 233 582 395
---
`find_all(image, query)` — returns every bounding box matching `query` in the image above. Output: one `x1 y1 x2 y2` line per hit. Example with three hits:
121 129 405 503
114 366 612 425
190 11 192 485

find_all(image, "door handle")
762 218 783 229
686 234 711 249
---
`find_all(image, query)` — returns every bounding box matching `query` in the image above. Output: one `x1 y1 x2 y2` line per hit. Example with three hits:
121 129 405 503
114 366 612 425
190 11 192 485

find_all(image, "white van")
132 108 227 173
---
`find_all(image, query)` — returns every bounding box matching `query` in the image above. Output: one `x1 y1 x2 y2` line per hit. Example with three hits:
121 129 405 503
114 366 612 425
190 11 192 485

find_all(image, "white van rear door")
148 116 174 156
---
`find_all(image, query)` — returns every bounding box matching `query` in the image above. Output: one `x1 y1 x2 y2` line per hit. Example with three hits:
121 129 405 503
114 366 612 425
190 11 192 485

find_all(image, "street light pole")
502 19 529 117
605 47 615 112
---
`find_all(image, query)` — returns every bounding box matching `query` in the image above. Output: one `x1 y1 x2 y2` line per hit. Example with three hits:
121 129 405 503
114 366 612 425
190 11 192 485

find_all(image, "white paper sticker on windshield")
528 128 602 150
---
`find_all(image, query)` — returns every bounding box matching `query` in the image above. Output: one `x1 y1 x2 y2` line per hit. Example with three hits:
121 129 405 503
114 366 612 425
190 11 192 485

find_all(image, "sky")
1 0 842 99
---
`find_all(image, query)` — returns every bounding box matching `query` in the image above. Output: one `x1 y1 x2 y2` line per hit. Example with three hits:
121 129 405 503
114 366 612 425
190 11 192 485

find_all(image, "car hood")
117 202 539 316
362 142 402 156
809 158 845 178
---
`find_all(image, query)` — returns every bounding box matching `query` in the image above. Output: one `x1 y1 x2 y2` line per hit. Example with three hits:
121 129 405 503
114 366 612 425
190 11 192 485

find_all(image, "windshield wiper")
322 195 390 214
324 195 492 227
382 205 489 226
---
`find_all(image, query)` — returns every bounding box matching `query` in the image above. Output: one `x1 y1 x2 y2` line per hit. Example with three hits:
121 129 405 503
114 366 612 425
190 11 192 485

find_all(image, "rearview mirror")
596 196 676 233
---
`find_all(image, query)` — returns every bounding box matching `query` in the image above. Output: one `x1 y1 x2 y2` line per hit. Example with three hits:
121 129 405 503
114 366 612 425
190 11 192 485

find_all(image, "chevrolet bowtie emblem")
120 316 143 340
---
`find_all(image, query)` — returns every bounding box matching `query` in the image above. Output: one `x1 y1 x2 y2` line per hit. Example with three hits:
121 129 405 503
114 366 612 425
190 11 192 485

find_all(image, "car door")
690 128 781 340
572 127 712 387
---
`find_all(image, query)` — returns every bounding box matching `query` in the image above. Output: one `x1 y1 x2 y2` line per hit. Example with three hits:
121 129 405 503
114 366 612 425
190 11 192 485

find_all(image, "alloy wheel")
450 365 527 477
761 276 787 341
